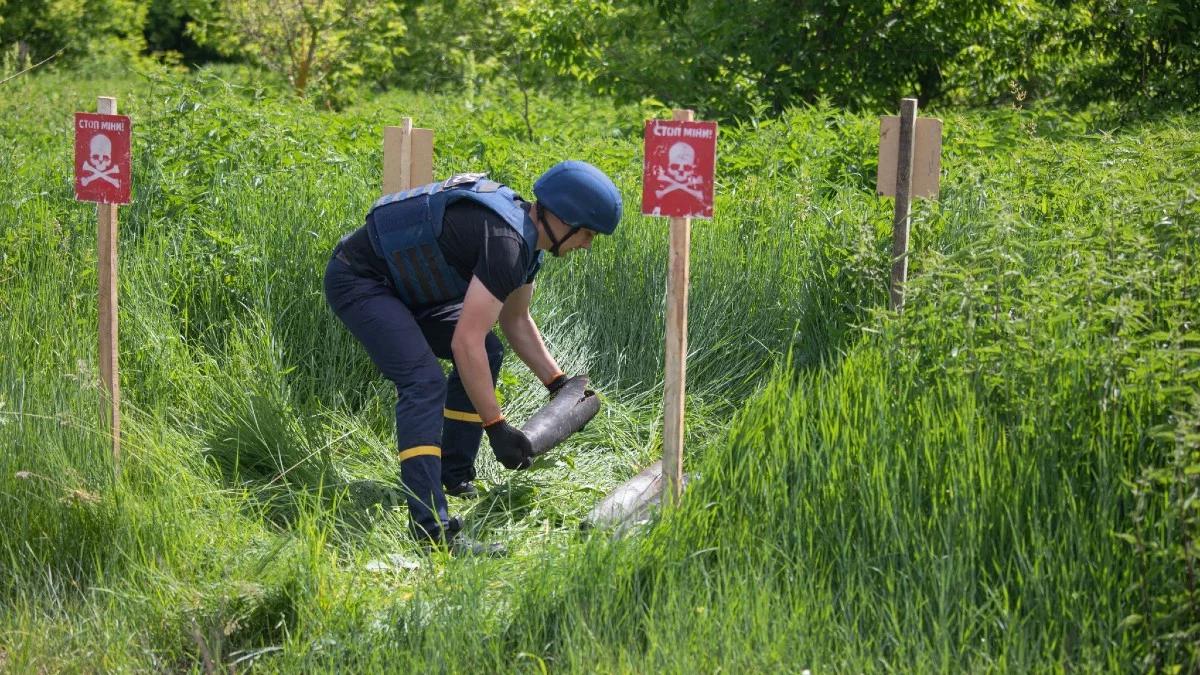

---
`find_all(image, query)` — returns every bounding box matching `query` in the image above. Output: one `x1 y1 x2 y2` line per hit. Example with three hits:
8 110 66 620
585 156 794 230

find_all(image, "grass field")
1 64 1198 672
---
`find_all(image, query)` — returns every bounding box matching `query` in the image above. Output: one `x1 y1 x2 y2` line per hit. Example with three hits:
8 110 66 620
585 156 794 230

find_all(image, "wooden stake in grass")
74 96 133 474
877 98 943 311
889 98 917 311
97 99 120 474
663 145 691 503
383 118 434 193
641 108 719 506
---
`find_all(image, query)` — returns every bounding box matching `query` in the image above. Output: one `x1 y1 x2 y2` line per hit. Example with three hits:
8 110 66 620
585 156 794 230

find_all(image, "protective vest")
367 174 543 307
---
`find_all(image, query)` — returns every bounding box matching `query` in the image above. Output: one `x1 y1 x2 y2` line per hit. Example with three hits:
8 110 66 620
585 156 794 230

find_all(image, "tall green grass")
1 64 1197 671
498 185 1199 671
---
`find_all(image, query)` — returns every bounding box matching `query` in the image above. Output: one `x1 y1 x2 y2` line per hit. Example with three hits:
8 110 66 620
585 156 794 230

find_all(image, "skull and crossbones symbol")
654 141 704 201
80 134 120 188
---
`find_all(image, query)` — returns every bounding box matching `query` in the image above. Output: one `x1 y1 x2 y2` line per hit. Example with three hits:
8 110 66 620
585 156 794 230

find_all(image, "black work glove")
484 418 532 470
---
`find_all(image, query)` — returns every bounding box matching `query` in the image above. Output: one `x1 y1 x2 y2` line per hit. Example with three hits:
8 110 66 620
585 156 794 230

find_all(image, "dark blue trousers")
323 255 503 541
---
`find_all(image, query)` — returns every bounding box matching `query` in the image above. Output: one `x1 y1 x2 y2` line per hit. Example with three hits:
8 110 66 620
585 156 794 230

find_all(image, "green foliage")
586 0 1034 115
186 0 405 102
388 0 650 135
1125 392 1200 671
1066 0 1200 110
0 0 147 66
497 0 628 86
391 0 1198 118
1 67 1199 670
498 116 1200 671
142 0 223 64
379 0 489 93
2 0 1197 114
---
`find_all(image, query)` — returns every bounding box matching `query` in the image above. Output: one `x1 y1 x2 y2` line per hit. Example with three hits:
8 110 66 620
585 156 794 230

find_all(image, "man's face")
546 210 595 256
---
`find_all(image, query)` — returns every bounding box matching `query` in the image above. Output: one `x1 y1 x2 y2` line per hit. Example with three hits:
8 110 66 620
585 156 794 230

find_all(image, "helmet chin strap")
538 203 580 257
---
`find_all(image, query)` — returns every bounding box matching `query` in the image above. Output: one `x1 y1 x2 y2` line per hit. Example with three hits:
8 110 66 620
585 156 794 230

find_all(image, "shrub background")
2 0 1198 116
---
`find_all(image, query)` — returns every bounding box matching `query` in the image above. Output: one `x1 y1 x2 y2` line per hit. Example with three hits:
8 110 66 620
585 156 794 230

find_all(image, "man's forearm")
501 314 561 384
453 341 503 423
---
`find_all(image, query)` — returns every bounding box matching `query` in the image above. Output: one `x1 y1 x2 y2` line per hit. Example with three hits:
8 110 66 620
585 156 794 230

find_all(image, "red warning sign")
74 113 131 204
641 119 717 219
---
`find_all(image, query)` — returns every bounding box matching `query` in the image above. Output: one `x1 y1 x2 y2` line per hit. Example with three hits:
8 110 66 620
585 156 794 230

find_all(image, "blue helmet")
533 160 622 235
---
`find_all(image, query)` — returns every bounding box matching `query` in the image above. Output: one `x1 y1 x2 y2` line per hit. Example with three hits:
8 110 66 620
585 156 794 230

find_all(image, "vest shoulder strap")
371 173 492 213
447 187 541 257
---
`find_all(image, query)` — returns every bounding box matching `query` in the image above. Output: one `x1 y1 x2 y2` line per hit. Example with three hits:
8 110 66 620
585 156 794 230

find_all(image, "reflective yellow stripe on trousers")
443 408 482 424
399 445 441 461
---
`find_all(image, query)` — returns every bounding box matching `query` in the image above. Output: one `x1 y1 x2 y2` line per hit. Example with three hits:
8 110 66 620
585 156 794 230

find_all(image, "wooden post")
383 118 434 193
399 117 412 189
97 96 121 473
383 117 412 192
889 98 918 311
663 108 693 506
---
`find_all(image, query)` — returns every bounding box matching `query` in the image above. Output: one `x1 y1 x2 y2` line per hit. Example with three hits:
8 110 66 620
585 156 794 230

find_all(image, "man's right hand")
484 418 532 470
546 373 592 398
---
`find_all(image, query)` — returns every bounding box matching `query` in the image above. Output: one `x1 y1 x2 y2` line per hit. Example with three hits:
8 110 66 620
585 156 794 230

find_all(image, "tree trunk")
296 22 320 96
917 63 943 105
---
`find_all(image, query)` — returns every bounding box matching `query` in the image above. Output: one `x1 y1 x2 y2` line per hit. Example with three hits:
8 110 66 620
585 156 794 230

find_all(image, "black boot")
418 517 507 557
445 481 480 499
448 533 507 557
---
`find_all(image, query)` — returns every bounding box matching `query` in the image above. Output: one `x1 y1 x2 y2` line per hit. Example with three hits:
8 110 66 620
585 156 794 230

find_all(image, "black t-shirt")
338 197 542 304
439 199 541 301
